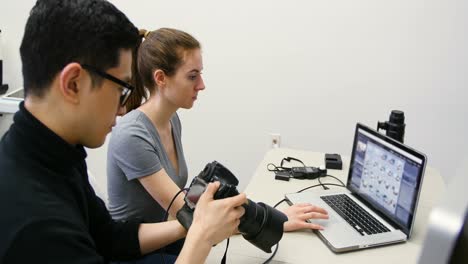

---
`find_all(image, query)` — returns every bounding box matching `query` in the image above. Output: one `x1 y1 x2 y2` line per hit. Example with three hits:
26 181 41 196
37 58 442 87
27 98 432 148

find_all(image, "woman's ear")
153 69 166 88
59 63 85 104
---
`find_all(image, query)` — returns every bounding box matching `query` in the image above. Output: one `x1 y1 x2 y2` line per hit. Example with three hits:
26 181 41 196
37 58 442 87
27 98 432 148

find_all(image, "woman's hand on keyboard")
281 203 329 232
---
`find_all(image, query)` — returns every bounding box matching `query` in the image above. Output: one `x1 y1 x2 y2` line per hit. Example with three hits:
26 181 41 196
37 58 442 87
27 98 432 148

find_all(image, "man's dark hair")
20 0 140 97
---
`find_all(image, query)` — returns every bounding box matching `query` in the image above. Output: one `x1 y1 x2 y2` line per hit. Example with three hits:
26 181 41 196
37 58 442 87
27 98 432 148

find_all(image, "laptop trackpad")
314 213 358 235
306 196 362 237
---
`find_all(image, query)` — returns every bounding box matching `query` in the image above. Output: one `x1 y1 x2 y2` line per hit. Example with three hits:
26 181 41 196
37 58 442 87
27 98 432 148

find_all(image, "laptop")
285 123 427 252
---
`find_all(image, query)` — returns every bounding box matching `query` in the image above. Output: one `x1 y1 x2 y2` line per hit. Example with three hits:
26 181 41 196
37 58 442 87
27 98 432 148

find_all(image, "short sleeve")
109 114 162 181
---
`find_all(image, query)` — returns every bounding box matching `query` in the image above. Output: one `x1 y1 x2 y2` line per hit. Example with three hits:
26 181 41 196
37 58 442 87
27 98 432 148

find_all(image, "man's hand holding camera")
192 182 246 244
177 181 246 263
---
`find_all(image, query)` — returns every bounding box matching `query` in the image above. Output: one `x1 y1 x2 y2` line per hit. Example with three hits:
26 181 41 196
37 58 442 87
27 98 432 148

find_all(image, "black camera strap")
160 188 188 264
163 187 231 264
221 238 229 264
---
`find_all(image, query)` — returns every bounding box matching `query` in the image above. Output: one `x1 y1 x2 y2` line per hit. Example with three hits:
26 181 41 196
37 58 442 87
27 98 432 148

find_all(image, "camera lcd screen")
185 178 207 209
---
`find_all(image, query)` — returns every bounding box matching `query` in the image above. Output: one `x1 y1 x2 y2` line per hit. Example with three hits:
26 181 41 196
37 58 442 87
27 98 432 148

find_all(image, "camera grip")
176 203 194 230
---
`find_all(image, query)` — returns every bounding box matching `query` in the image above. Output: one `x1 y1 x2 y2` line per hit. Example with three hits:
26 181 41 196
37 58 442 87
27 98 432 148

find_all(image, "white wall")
1 0 467 194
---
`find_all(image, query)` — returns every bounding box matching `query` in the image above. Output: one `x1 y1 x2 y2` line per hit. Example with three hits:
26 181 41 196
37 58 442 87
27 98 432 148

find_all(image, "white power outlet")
270 133 281 148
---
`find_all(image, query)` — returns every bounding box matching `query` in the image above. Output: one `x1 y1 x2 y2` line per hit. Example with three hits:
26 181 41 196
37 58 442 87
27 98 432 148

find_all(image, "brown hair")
126 28 201 112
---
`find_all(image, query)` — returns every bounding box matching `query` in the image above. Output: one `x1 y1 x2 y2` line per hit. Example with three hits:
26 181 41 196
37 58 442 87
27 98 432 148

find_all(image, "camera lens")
389 110 405 125
387 110 405 143
377 110 406 143
238 199 287 253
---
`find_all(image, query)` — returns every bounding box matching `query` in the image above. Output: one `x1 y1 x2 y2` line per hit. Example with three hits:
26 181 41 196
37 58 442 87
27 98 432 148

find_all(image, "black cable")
268 157 306 173
262 243 279 264
297 183 346 193
221 238 230 264
317 175 328 190
163 188 188 222
267 163 279 171
273 199 286 208
261 198 286 264
280 157 305 168
160 188 188 264
269 158 346 185
324 174 346 187
316 173 347 191
267 163 291 173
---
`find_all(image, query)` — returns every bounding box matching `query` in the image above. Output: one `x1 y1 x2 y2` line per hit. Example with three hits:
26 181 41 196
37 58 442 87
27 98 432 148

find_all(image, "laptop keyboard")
321 194 391 236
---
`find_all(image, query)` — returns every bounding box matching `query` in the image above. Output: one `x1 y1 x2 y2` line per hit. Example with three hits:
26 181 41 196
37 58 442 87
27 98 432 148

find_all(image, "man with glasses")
0 0 246 263
81 64 134 107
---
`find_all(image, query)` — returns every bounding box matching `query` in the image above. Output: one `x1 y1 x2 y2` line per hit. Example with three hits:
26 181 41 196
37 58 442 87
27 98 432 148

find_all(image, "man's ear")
59 63 85 104
153 69 166 88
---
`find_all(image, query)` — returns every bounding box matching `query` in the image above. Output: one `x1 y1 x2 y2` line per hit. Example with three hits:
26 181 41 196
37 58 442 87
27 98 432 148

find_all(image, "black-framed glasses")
82 64 134 106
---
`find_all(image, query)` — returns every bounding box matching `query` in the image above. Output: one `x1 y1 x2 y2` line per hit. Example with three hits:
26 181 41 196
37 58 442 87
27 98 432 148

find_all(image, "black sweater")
0 102 142 263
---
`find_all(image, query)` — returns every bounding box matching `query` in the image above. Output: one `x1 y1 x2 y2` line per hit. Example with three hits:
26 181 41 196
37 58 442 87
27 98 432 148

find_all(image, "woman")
107 28 328 262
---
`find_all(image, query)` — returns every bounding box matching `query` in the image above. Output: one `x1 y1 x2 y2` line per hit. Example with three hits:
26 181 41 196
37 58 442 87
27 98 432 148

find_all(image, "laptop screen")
348 123 426 235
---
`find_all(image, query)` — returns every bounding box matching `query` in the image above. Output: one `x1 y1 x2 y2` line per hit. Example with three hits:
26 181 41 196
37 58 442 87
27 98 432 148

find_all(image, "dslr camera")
176 161 287 253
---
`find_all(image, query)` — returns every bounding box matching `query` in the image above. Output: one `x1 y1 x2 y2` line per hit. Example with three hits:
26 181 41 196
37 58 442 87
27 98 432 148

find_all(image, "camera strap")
221 238 229 264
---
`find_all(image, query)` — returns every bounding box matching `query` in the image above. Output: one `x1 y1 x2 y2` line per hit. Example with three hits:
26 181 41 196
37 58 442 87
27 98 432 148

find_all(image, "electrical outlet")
270 133 281 148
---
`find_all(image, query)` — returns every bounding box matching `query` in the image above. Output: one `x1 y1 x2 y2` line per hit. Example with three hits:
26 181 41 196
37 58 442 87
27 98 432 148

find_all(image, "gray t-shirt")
107 110 188 222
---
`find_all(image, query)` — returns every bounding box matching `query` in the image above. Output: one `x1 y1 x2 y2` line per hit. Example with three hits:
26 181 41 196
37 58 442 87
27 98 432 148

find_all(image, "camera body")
177 161 287 253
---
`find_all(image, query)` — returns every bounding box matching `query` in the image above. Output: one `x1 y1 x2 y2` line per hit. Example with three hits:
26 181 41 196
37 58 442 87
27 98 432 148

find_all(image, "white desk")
206 148 445 264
